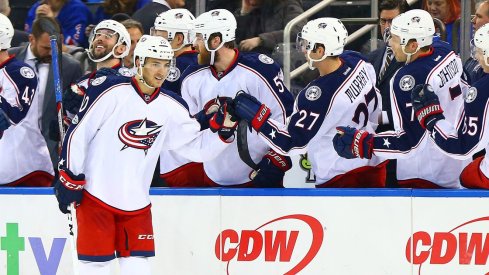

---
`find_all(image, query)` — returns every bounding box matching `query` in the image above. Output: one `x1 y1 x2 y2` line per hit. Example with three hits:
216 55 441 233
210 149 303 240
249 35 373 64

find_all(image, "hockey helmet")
193 9 236 52
152 8 195 49
88 19 131 62
0 14 13 50
390 9 435 48
474 23 489 66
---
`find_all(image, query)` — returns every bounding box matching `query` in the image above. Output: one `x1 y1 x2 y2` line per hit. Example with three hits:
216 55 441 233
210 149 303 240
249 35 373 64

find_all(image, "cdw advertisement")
1 191 488 274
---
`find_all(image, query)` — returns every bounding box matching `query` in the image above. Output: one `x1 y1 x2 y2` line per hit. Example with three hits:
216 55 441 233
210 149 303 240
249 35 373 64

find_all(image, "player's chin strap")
205 40 225 65
237 120 259 170
401 44 419 64
306 50 327 70
136 57 158 90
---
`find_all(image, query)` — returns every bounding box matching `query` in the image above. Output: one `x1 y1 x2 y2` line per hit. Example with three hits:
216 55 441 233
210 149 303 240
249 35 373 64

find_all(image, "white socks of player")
78 257 151 275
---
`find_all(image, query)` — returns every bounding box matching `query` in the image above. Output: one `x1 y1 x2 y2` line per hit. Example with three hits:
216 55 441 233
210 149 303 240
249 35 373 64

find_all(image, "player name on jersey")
437 58 459 88
345 67 369 103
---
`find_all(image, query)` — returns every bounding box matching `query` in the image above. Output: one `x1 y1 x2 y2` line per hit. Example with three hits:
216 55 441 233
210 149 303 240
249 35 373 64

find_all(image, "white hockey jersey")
257 51 384 184
0 56 53 184
60 75 230 211
175 51 294 185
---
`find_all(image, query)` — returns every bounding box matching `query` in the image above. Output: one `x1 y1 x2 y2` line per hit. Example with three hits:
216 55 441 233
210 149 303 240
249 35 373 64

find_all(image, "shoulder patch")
166 66 181 82
20 67 35 79
305 86 322 101
118 67 134 77
72 115 79 125
399 75 415 91
258 54 274 65
465 87 477 103
91 76 107 86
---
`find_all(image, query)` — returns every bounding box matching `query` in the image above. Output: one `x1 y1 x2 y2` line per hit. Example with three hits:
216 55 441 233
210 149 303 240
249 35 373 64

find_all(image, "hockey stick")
237 120 259 170
50 35 79 275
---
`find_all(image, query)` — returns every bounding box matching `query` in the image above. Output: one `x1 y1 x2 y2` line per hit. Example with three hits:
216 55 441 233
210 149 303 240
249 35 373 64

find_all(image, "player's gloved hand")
0 109 11 139
333 126 373 159
251 150 292 188
233 91 271 132
410 84 445 132
63 84 86 115
54 168 86 214
209 98 238 141
194 96 226 131
49 116 72 141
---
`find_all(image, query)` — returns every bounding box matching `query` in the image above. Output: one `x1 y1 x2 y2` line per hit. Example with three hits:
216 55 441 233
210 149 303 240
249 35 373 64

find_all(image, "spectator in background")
366 0 409 187
24 0 93 48
132 0 186 34
423 0 461 46
94 0 151 23
465 0 489 84
121 19 143 69
234 0 306 55
0 0 29 47
9 16 83 170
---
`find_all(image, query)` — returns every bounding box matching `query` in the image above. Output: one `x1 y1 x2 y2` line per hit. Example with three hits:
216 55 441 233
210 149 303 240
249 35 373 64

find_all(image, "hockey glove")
333 126 373 159
54 169 86 214
63 84 86 115
251 150 292 188
233 91 271 132
0 109 11 139
194 96 225 131
410 84 445 132
209 98 238 141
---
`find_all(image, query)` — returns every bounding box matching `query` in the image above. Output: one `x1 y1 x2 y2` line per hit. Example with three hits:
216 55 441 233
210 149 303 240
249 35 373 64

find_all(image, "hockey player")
151 8 198 94
410 23 489 189
54 35 236 274
0 14 50 186
63 19 133 117
172 9 294 187
333 9 469 188
232 18 387 188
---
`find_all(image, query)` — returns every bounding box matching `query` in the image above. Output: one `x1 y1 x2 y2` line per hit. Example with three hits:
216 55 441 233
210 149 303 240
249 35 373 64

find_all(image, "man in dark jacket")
132 0 185 34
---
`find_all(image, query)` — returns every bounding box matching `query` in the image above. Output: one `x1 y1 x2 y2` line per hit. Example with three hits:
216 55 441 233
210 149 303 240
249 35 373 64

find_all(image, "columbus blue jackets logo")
465 87 477 103
305 86 321 101
258 54 274 64
411 16 421 23
118 118 162 154
166 66 181 82
399 75 415 91
20 67 35 79
174 13 184 19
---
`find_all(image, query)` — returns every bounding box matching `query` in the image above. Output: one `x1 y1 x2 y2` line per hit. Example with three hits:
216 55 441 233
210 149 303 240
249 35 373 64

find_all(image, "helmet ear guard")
474 23 489 67
297 17 348 70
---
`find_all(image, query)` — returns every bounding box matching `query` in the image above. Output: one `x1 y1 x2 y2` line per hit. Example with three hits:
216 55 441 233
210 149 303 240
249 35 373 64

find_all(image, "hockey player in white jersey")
171 9 295 187
232 18 387 187
63 19 133 118
410 23 489 189
54 35 235 274
0 14 51 186
333 9 469 188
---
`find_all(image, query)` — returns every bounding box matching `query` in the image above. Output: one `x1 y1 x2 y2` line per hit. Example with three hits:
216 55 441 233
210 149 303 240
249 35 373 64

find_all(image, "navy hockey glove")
209 98 238 141
251 150 292 188
194 96 226 131
411 84 445 132
63 84 86 115
333 126 373 159
0 109 11 139
233 91 271 132
54 169 86 214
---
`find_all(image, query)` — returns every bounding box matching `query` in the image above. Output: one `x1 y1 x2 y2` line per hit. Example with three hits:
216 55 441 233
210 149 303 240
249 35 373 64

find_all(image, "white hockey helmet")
390 9 434 62
193 9 236 52
297 17 348 69
88 19 131 62
0 14 13 50
152 8 195 50
474 23 489 66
